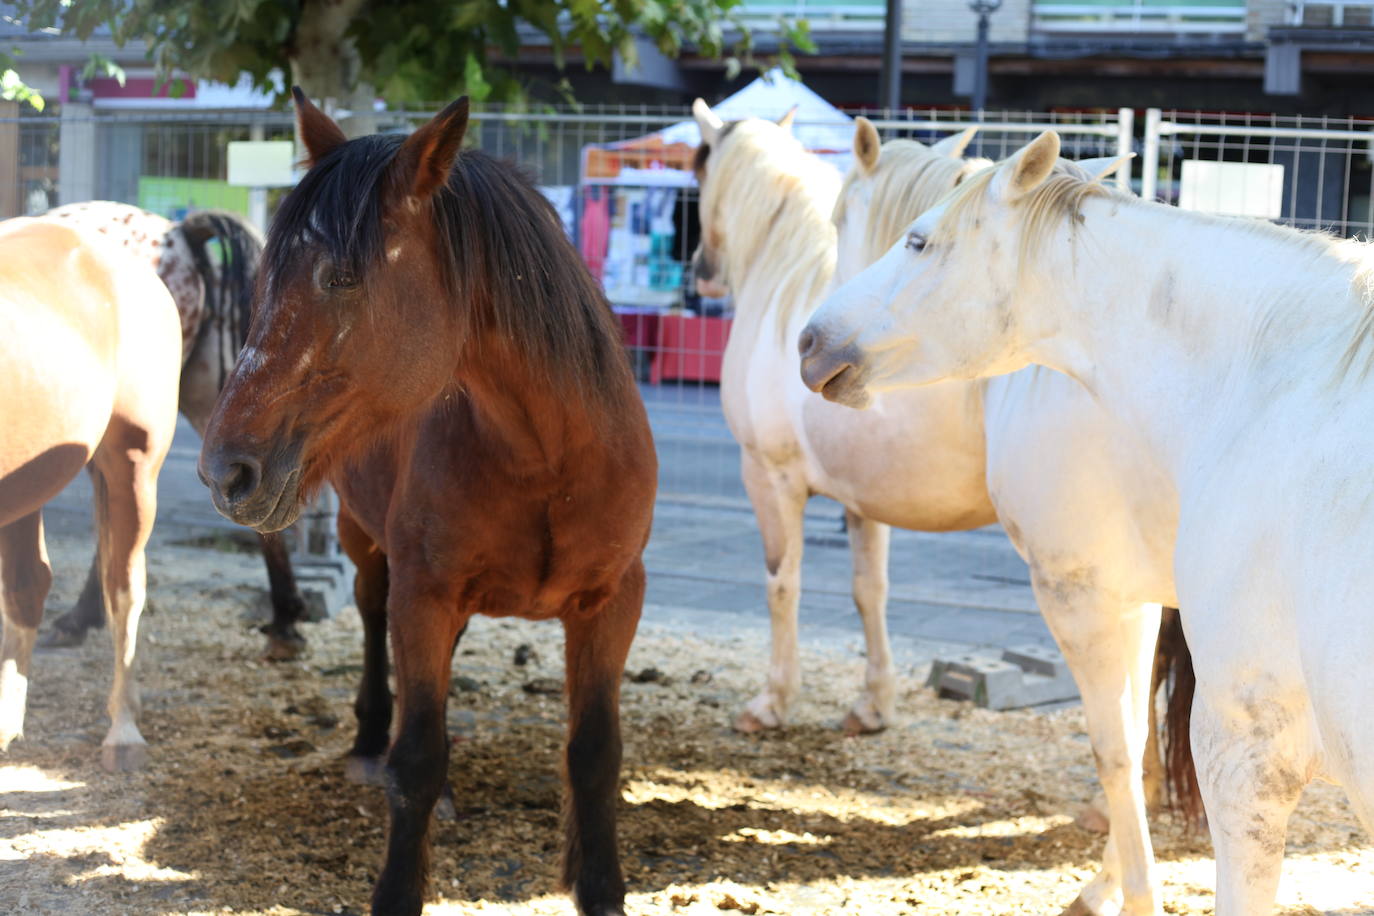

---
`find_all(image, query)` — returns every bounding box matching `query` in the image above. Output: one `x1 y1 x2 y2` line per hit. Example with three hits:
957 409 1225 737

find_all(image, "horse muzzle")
798 327 872 410
199 443 305 533
691 248 729 300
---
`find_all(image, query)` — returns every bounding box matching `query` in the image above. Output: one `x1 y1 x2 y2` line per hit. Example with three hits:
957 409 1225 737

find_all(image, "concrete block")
292 556 355 621
926 643 1079 710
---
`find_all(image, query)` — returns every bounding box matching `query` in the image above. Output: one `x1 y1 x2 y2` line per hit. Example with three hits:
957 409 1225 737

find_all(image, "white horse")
835 123 1197 916
691 101 991 736
802 129 1374 915
695 107 1197 912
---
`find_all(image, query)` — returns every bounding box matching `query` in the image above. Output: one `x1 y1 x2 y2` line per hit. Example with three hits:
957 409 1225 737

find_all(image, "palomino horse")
802 130 1374 915
0 216 181 771
200 91 656 916
831 123 1198 913
691 100 991 736
35 203 310 660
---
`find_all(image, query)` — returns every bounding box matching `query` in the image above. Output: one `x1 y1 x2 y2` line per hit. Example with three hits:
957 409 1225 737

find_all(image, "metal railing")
1289 0 1374 25
1032 0 1247 32
1140 109 1374 238
736 0 886 29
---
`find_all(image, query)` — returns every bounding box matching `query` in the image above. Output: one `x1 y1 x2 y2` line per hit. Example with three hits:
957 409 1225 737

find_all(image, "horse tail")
175 210 264 363
1156 605 1204 825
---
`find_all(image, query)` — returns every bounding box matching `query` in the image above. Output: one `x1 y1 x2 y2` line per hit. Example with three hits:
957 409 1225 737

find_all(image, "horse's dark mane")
178 209 262 368
265 135 631 413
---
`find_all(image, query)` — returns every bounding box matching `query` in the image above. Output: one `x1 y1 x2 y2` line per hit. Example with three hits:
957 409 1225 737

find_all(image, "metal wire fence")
2 102 1368 507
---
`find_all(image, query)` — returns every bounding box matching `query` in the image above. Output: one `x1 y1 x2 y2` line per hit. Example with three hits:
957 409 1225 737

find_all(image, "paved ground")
42 386 1050 694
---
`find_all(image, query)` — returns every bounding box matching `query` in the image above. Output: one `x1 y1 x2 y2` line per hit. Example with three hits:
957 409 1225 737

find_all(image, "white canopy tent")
582 70 855 186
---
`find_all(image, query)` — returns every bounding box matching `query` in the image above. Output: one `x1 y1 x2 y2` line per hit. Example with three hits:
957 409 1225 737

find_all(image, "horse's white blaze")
810 131 1374 915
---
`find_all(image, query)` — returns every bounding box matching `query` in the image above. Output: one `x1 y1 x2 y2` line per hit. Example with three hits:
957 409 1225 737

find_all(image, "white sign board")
1178 160 1284 220
227 140 296 187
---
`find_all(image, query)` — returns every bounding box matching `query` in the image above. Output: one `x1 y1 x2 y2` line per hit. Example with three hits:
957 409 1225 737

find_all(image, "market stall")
579 71 854 383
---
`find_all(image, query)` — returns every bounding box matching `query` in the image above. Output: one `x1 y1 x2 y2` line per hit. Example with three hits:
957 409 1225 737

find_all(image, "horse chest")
339 445 645 621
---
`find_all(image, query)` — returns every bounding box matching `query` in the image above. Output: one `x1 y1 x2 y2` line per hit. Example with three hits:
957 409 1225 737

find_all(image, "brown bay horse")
35 204 310 659
0 216 181 771
200 91 657 916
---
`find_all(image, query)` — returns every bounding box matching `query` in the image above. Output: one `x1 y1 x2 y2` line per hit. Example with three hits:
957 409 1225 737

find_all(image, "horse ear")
292 86 347 167
777 105 799 133
853 117 881 175
693 98 722 146
395 95 470 202
1077 153 1136 185
931 126 978 160
993 131 1060 203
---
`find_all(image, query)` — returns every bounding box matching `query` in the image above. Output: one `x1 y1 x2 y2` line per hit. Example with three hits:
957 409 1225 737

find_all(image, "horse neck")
722 158 840 352
1026 197 1368 478
454 332 629 474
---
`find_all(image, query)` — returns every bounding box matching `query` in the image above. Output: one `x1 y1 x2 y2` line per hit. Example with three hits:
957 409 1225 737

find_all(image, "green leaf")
3 0 807 110
1 68 44 110
463 51 491 102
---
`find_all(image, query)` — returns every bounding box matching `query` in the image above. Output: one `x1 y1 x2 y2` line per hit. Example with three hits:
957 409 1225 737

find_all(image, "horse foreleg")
0 511 52 750
1192 677 1307 916
737 452 807 733
371 576 465 916
36 555 104 649
338 510 391 785
257 530 308 661
561 561 642 916
1037 578 1162 916
842 509 894 734
89 443 160 772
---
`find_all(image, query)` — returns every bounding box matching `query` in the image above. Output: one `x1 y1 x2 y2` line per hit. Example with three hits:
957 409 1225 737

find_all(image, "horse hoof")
1060 894 1113 916
101 742 148 772
842 709 887 736
344 754 387 786
261 631 306 662
733 709 778 734
1074 800 1111 835
36 625 87 650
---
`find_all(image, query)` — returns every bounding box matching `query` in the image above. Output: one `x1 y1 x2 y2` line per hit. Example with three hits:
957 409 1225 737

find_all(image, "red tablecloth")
651 314 733 384
616 310 660 349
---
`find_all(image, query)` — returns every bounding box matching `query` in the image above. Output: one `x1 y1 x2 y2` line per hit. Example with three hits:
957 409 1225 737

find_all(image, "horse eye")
327 272 358 290
905 234 926 253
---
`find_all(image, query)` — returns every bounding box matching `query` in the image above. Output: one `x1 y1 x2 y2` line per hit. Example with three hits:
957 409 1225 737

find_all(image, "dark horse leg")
257 530 309 660
338 510 393 784
371 565 468 916
36 556 104 648
337 510 465 823
561 561 644 916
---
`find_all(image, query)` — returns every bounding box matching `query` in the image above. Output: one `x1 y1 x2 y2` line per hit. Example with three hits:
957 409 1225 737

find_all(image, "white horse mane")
700 118 842 342
934 159 1374 379
833 139 988 264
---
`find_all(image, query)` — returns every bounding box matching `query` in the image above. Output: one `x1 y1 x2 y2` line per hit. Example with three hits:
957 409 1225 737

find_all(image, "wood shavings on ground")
2 532 1372 914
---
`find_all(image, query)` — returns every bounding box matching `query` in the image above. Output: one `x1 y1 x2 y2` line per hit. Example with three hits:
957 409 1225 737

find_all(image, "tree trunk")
290 0 377 139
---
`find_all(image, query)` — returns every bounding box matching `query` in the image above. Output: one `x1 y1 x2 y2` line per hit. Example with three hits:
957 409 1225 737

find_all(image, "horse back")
0 218 180 524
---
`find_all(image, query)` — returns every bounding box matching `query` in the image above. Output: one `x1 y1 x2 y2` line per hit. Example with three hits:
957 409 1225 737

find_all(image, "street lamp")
968 0 1002 113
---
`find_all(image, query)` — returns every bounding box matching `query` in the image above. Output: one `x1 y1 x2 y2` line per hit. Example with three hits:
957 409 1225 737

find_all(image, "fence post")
0 101 18 218
1141 108 1163 203
247 121 269 233
1115 107 1134 194
57 101 97 205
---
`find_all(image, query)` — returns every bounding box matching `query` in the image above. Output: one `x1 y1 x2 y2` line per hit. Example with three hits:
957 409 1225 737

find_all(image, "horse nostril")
798 328 818 358
215 455 262 505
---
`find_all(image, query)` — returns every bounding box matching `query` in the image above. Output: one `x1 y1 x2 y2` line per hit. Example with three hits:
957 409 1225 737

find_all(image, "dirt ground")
2 531 1372 915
